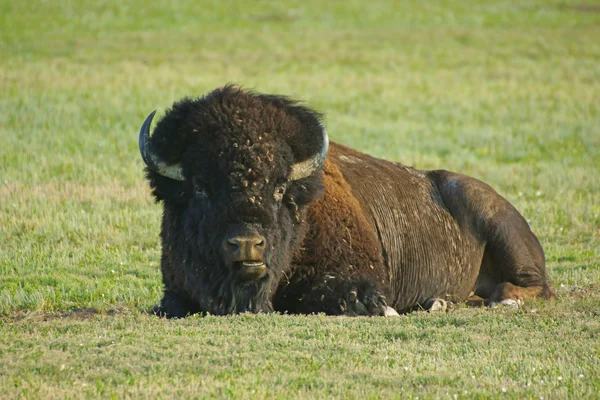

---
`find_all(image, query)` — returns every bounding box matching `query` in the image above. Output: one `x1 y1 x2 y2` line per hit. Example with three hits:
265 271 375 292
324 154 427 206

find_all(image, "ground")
1 0 599 398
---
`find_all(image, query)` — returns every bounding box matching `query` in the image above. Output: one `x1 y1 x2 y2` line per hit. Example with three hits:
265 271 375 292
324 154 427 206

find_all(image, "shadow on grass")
3 283 599 322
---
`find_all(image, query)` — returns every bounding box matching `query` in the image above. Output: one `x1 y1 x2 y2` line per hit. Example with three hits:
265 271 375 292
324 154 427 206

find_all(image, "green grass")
2 304 599 398
1 0 599 397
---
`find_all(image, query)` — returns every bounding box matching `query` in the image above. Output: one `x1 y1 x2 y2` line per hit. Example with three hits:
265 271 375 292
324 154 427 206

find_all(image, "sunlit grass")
1 0 599 397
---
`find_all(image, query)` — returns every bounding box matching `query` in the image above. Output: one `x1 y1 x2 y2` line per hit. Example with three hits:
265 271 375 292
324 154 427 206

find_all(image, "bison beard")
158 197 302 316
140 85 555 318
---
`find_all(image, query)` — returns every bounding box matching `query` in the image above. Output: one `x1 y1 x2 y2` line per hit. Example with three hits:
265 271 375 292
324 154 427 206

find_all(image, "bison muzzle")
139 85 555 317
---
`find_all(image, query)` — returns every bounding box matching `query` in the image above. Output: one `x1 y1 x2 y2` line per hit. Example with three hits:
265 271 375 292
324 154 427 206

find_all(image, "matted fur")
147 86 325 315
144 86 554 318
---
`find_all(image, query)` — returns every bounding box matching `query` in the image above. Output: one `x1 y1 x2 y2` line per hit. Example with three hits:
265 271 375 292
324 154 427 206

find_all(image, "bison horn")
288 124 329 181
138 111 185 181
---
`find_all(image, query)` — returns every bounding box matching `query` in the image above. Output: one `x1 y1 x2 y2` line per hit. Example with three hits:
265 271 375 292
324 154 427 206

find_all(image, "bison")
139 85 554 318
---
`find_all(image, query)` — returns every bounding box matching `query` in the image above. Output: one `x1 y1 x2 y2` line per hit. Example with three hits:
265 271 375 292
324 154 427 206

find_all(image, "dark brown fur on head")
146 85 325 316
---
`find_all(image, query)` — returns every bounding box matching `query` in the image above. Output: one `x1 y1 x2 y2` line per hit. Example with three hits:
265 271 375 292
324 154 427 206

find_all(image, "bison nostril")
224 235 266 258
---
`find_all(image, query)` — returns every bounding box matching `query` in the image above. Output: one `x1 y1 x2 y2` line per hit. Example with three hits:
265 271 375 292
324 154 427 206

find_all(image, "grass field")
1 0 599 397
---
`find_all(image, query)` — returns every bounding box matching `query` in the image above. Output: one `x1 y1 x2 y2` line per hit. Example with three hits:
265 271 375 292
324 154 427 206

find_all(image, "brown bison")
139 85 554 318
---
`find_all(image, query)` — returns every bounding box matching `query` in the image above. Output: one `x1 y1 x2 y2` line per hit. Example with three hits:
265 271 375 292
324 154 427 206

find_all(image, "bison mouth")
234 261 267 282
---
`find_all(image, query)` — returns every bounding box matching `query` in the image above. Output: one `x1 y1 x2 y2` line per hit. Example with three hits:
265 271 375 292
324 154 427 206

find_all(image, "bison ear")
145 169 187 204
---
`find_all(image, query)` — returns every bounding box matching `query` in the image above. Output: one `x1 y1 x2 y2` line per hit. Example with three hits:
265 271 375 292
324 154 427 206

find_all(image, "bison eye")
273 184 286 201
193 178 209 199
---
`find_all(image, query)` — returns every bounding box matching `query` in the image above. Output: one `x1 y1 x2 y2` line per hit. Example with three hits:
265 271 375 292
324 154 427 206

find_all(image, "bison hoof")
424 298 447 312
336 286 392 316
383 306 400 317
500 298 522 308
489 298 522 308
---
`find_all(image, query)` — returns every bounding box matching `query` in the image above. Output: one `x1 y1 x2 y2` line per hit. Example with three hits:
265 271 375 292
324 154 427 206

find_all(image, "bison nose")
223 234 266 261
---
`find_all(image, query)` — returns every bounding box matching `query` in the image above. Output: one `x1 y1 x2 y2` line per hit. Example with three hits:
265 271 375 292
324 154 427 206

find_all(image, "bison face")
139 86 327 314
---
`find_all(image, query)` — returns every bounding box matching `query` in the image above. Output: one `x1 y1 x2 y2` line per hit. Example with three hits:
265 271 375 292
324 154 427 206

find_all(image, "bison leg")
154 290 200 318
486 282 552 307
423 298 448 312
475 210 556 306
276 278 394 316
438 172 555 306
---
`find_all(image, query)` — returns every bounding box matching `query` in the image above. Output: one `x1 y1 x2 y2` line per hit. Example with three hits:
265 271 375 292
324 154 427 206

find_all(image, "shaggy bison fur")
139 85 554 317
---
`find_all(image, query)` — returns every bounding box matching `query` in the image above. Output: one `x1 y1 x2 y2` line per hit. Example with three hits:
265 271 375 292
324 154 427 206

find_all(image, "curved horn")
288 124 329 181
138 110 185 181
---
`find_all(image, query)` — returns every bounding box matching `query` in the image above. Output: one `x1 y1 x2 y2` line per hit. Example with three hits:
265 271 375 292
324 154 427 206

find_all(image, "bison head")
139 86 328 315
